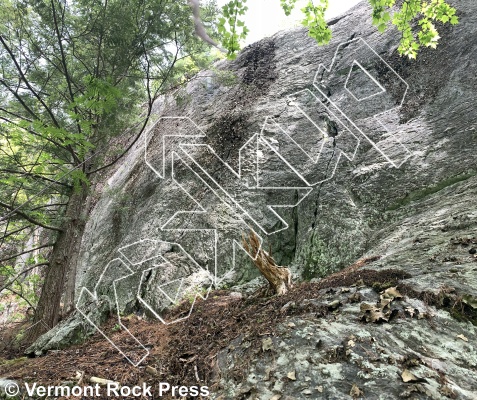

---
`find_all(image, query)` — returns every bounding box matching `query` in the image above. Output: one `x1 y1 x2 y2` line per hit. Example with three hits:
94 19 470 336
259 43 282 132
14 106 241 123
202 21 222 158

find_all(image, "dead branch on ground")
242 231 292 295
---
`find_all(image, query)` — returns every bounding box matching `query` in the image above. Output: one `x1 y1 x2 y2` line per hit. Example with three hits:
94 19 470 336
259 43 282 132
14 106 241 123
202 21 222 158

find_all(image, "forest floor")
0 256 434 399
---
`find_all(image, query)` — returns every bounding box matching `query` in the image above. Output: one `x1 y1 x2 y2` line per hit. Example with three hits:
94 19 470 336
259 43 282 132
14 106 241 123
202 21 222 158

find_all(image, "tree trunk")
62 182 95 316
242 231 292 295
26 184 89 342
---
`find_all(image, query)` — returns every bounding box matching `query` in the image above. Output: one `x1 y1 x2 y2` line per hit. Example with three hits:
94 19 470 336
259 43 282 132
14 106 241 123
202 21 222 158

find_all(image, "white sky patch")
216 0 363 45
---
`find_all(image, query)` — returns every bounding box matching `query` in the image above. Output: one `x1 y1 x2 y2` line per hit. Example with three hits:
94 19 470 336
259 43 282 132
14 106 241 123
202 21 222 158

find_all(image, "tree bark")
26 184 89 342
242 231 292 295
62 181 95 316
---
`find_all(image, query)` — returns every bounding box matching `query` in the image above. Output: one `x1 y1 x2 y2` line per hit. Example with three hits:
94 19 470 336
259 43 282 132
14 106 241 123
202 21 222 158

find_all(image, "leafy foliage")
300 0 331 46
0 256 44 316
218 0 458 59
280 0 299 16
217 0 249 59
0 0 219 316
370 0 459 58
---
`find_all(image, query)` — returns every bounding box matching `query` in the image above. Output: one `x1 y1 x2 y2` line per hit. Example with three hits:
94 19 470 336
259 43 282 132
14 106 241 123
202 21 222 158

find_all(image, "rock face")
27 0 477 397
215 298 477 400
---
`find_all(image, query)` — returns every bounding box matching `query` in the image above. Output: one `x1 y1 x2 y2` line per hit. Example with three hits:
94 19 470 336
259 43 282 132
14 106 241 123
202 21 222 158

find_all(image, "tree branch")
0 243 54 264
0 169 73 189
29 203 67 211
0 224 32 243
0 35 61 127
0 200 63 232
2 286 36 312
50 0 83 140
0 262 49 294
0 78 40 121
87 36 181 175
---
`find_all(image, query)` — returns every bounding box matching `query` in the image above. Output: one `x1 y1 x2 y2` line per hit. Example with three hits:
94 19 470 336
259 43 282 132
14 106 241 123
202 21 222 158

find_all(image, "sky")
216 0 363 45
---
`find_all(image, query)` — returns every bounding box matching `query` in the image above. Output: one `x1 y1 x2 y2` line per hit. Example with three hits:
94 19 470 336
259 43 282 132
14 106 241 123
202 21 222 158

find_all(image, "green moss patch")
387 172 476 211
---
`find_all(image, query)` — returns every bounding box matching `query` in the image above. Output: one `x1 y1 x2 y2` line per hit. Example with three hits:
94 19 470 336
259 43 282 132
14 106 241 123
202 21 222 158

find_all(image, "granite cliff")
20 0 477 398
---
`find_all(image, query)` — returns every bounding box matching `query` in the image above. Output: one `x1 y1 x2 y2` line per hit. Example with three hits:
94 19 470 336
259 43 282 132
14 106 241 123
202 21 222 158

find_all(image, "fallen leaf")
360 303 390 323
462 294 477 309
350 383 364 397
382 286 403 299
264 367 272 381
360 303 375 312
379 298 393 308
405 307 416 318
262 337 274 351
348 339 356 347
457 334 468 342
439 386 456 397
287 371 296 380
328 299 341 310
145 366 157 375
401 369 426 383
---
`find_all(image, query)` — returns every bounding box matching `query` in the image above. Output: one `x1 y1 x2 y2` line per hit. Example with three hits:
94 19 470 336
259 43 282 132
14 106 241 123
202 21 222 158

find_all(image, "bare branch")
0 224 33 243
0 35 61 127
242 231 292 295
0 261 49 294
0 243 54 264
2 286 36 312
0 78 40 121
